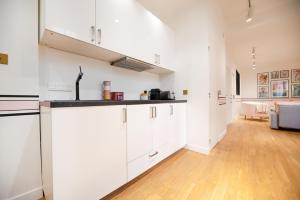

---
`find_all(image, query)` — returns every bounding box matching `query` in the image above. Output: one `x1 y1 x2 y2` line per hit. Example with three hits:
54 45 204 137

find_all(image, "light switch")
0 53 8 65
183 90 188 95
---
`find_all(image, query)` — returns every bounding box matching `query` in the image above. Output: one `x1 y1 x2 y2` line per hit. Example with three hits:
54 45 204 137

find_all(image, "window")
236 70 240 95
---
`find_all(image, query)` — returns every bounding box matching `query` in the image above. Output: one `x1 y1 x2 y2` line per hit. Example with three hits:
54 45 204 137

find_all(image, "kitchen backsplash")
39 46 161 100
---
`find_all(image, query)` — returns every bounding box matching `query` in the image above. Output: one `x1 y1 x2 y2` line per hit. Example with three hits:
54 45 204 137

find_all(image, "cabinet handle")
150 107 153 118
97 28 102 45
123 108 127 123
91 26 95 42
149 151 158 158
154 106 157 118
170 105 173 115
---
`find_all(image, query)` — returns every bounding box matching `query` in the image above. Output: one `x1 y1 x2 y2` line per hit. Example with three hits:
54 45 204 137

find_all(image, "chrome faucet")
75 66 84 101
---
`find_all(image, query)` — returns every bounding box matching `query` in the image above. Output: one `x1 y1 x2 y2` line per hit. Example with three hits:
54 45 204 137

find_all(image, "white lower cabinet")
127 103 186 182
41 103 186 200
41 105 127 200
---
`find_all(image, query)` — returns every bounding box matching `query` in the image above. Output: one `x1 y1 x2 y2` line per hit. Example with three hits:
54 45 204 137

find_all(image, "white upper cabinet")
95 0 136 55
40 0 175 72
95 0 175 69
41 0 96 44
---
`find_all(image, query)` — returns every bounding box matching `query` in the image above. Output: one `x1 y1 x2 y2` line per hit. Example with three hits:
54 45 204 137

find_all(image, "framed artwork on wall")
280 70 289 78
291 69 300 83
270 80 289 98
257 86 269 98
291 84 300 97
257 72 269 85
271 71 280 79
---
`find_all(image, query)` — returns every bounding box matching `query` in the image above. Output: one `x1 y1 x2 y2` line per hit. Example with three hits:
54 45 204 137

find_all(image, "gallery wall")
239 65 300 99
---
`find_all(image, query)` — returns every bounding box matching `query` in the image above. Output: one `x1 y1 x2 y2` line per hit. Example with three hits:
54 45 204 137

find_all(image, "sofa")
270 104 300 130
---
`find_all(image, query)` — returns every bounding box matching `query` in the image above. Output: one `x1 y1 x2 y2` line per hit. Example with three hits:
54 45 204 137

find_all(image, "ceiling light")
246 0 253 23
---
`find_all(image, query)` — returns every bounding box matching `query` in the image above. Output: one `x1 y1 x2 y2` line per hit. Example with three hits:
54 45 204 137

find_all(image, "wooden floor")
42 119 300 200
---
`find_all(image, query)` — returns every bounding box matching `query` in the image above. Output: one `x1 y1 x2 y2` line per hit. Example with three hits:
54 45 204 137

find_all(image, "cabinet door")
172 103 187 151
95 0 169 65
0 115 42 200
52 106 127 200
95 0 136 55
127 105 153 162
44 0 95 44
152 104 170 150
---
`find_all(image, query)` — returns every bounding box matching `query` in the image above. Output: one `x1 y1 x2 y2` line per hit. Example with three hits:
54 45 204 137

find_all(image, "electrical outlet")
0 53 8 65
183 90 188 95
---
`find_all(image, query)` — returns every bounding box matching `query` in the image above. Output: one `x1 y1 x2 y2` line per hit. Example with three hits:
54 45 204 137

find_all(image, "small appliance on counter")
111 92 124 101
149 89 161 100
149 89 176 100
160 91 176 100
140 90 148 100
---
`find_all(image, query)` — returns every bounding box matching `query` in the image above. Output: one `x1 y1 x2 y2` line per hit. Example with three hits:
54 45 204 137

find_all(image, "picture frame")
280 70 289 79
271 71 280 79
257 72 269 85
257 86 269 99
270 80 289 98
291 84 300 97
291 69 300 83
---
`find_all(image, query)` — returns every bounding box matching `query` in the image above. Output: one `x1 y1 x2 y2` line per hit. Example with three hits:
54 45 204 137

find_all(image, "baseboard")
209 129 227 151
185 144 210 155
5 187 43 200
218 129 227 142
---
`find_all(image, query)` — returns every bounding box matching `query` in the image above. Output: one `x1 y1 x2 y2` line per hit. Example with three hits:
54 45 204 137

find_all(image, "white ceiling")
222 0 300 69
138 0 300 69
137 0 198 28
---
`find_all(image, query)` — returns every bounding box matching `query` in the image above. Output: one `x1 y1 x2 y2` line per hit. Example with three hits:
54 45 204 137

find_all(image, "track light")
251 47 256 70
252 47 255 55
246 0 253 23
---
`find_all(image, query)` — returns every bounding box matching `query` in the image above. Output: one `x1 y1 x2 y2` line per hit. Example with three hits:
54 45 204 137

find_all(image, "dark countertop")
40 100 187 108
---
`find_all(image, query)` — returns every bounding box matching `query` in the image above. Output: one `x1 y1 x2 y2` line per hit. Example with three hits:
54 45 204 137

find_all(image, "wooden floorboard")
105 119 300 200
42 119 300 200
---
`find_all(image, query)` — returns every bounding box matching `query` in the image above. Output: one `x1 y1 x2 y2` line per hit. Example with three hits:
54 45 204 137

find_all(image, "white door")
226 66 233 124
44 0 96 44
52 106 127 200
127 104 153 162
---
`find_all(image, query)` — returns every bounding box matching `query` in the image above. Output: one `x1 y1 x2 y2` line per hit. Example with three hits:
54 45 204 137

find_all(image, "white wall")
161 0 227 154
239 65 299 98
39 47 161 101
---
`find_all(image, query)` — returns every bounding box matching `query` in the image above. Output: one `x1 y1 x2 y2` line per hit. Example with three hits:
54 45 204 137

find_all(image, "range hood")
111 57 155 72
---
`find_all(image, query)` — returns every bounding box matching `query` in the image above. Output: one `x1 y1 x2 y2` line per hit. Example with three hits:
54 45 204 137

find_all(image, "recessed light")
115 19 120 23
